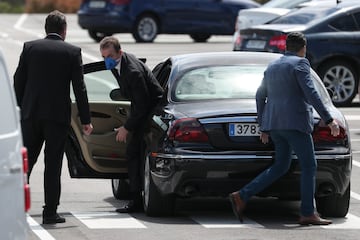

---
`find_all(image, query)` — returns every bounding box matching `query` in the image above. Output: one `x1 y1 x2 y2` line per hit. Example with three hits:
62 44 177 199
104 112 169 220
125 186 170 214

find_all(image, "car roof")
267 1 360 27
168 52 282 73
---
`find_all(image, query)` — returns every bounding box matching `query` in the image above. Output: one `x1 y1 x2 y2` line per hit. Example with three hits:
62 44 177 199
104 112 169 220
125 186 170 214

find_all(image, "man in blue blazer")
229 32 340 225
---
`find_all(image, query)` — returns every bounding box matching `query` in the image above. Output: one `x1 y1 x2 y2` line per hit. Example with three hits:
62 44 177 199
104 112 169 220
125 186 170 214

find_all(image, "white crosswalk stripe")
190 212 263 228
71 211 147 229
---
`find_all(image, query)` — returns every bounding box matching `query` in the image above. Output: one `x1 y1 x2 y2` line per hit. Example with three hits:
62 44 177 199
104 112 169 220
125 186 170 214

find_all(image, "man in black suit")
14 10 93 224
99 36 164 213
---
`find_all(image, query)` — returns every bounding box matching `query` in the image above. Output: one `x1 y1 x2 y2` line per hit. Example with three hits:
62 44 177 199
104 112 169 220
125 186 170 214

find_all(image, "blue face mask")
104 57 117 70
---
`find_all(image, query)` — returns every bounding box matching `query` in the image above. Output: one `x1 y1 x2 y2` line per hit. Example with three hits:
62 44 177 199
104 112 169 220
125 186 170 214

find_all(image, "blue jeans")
239 130 317 216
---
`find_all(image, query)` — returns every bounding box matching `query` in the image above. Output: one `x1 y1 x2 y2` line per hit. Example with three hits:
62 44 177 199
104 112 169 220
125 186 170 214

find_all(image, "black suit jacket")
14 34 91 125
114 52 164 131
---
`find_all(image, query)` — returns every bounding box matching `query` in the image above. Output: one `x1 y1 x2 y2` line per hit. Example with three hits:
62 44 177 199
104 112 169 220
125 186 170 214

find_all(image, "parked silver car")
0 49 30 239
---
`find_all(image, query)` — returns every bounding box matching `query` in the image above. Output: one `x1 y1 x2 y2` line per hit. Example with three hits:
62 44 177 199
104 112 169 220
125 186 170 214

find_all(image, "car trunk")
171 99 273 151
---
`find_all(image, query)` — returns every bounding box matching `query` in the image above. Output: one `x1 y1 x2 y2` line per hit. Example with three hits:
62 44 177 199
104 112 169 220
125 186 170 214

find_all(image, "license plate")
229 123 260 136
245 40 266 49
89 1 106 8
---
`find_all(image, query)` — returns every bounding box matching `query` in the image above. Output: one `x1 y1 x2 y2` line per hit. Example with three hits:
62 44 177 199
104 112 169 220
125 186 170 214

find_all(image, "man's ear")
60 27 67 40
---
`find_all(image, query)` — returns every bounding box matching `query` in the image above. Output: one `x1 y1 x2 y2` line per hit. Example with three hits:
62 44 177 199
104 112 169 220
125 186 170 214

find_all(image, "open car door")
66 61 130 179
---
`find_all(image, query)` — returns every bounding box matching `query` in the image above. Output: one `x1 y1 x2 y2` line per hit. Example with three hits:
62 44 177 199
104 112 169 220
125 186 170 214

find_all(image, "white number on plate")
245 40 266 49
89 1 106 8
229 123 260 136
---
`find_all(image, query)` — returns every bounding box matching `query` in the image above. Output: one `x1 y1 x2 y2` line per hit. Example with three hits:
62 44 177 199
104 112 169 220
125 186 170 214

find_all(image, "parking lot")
1 13 359 240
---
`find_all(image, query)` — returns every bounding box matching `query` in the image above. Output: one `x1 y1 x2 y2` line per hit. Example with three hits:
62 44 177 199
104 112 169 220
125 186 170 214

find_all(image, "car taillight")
235 34 242 46
110 0 131 5
312 121 347 143
21 147 31 212
269 35 287 52
168 118 209 143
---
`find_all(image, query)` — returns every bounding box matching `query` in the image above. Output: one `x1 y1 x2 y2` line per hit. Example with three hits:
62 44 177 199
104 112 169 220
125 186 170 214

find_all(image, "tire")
132 14 158 43
190 33 211 42
88 30 112 42
143 151 175 216
111 179 130 200
318 60 358 106
315 183 350 217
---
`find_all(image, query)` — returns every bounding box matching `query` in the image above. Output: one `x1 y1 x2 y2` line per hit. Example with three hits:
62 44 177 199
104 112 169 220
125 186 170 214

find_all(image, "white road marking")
71 211 147 229
353 160 360 168
81 51 101 62
351 191 360 201
27 214 56 240
191 213 263 228
344 115 360 121
14 13 44 38
322 214 360 229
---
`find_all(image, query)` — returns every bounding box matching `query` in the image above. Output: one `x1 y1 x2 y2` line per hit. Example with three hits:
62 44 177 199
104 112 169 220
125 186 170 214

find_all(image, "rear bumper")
150 153 352 199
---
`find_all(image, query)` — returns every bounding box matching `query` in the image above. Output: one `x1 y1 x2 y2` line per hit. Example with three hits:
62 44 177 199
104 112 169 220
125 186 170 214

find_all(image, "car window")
310 69 332 105
270 7 337 25
354 12 360 26
171 65 331 105
0 62 17 134
172 65 265 101
70 70 119 101
329 14 358 31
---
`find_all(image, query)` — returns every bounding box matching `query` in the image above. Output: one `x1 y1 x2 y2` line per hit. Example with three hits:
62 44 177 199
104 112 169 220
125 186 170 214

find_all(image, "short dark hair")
100 36 122 52
286 32 306 52
45 10 67 35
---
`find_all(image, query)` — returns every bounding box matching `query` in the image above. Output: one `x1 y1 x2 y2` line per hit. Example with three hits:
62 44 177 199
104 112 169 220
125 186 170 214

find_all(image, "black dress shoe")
42 213 66 224
116 200 143 213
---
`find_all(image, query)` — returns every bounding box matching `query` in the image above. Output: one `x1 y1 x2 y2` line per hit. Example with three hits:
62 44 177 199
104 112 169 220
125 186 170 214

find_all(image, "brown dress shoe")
229 192 246 222
299 213 332 225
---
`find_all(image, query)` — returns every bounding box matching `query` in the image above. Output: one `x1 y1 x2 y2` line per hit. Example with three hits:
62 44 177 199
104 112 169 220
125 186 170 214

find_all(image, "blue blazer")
256 52 332 134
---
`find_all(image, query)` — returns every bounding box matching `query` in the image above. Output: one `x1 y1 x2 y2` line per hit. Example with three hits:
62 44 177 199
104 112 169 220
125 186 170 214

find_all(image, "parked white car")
0 49 30 239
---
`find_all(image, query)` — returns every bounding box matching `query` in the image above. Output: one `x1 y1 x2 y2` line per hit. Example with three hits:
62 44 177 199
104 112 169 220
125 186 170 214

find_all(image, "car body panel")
0 50 28 239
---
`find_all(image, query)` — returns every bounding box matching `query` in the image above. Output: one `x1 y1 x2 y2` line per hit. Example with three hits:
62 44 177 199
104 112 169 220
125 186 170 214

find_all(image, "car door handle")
9 165 22 174
117 107 127 116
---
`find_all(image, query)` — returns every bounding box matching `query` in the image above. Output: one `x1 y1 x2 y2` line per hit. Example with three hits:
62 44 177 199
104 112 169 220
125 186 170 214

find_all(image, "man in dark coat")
99 36 164 213
14 10 93 224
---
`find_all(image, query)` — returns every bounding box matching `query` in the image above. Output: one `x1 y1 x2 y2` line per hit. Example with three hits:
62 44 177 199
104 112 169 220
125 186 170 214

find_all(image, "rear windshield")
270 7 338 25
171 65 331 104
172 65 265 101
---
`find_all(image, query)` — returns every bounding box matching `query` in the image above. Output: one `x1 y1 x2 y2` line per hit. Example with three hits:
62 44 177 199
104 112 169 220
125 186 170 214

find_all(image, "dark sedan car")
66 52 351 218
77 0 260 43
234 2 360 106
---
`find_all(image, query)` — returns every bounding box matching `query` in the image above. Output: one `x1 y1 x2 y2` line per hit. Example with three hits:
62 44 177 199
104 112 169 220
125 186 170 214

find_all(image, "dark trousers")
21 119 69 215
239 130 317 216
126 126 146 197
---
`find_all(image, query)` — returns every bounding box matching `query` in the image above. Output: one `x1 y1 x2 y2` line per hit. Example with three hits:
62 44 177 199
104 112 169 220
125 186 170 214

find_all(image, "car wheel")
319 60 358 106
111 179 130 200
143 150 175 216
88 30 112 42
190 34 211 42
132 14 158 43
315 183 350 217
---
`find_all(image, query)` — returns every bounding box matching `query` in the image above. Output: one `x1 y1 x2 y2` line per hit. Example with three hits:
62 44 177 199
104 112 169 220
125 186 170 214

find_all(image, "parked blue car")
77 0 260 43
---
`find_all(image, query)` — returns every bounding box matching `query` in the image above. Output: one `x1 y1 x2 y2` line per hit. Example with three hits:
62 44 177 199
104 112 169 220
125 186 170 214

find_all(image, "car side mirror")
110 88 128 101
